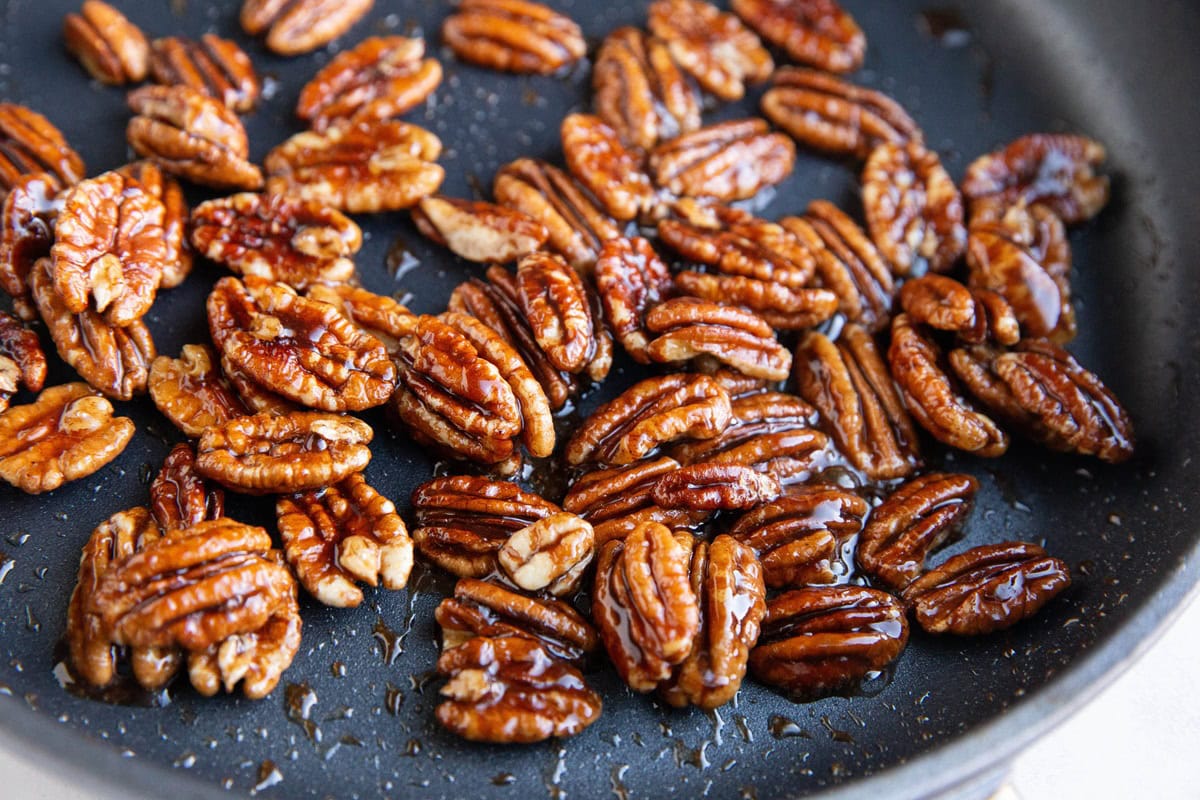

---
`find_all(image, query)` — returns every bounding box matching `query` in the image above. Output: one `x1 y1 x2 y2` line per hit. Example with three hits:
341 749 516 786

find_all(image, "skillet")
0 0 1198 798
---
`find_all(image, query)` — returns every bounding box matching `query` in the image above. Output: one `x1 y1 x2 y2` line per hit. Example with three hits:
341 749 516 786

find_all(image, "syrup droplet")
768 715 811 739
284 683 320 743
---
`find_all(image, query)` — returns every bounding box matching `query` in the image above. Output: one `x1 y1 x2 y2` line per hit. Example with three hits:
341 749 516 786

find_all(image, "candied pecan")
0 311 47 411
0 103 85 193
659 535 766 709
278 473 413 607
592 522 699 691
644 297 792 381
443 0 585 75
962 133 1109 225
265 120 443 213
593 27 701 152
187 590 301 699
62 0 148 85
191 193 360 289
196 411 373 494
436 636 601 744
650 119 795 202
902 542 1071 635
149 345 247 437
497 513 595 597
411 476 559 578
240 0 372 56
594 236 674 363
115 161 192 291
648 0 773 101
305 283 417 352
862 141 965 275
0 173 63 317
898 273 1021 346
413 196 547 264
127 85 263 191
794 325 922 480
514 252 600 374
565 373 732 466
561 114 654 223
150 443 225 533
220 352 296 416
732 0 865 73
673 270 838 331
563 457 710 545
727 487 868 588
652 463 781 511
149 34 259 112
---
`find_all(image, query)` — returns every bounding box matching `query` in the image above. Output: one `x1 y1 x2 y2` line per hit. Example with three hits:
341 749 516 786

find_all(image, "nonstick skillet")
0 1 1198 798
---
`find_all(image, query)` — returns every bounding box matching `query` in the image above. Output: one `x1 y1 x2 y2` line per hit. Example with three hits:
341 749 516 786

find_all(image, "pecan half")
277 473 413 607
115 161 192 291
187 590 301 699
672 270 838 331
240 0 373 56
898 273 1021 347
498 512 595 597
0 311 47 411
563 457 710 545
902 542 1071 635
594 236 674 363
652 463 781 511
149 34 260 112
645 297 792 381
443 0 585 75
561 114 654 223
63 1 149 85
305 283 417 353
412 196 547 264
221 353 297 416
149 345 248 437
0 103 85 193
732 0 865 73
650 119 795 202
515 252 603 374
648 0 773 101
196 411 373 494
0 173 63 317
150 443 225 533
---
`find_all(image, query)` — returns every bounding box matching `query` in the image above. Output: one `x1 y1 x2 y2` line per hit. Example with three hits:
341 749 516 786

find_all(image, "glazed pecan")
862 141 965 275
63 1 149 85
191 193 360 289
0 311 47 411
644 297 792 381
115 161 192 291
592 522 699 691
150 443 225 533
0 103 85 193
196 411 373 494
412 196 548 264
902 542 1071 635
563 457 710 545
794 325 922 480
647 0 773 101
265 120 443 213
498 512 595 597
565 373 732 467
727 487 868 588
561 114 654 222
0 173 63 317
514 252 603 374
411 476 559 578
127 85 263 191
672 270 838 331
731 0 865 73
962 133 1109 225
305 283 417 353
650 119 795 202
187 590 301 699
593 27 701 152
278 473 413 607
594 236 674 363
149 34 260 112
149 345 248 437
659 535 766 709
651 463 781 511
443 0 585 75
0 382 133 494
436 636 601 744
898 274 1021 347
240 0 372 56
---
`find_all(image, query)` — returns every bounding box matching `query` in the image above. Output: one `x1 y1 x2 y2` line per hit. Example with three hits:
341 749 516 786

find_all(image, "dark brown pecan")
647 0 773 101
727 487 868 588
0 382 133 494
650 119 795 202
196 411 372 494
277 473 412 607
436 636 601 744
265 120 443 213
0 173 63 317
902 542 1071 635
515 252 607 375
561 114 654 223
565 373 732 467
794 325 922 480
115 161 192 291
411 476 559 578
593 522 699 691
731 0 865 73
563 457 710 545
498 512 595 597
187 589 301 699
0 310 47 411
659 535 766 709
191 193 360 290
305 283 417 353
149 345 248 437
645 298 792 381
898 273 1021 347
672 270 838 331
651 463 781 511
412 196 548 264
862 141 965 275
240 0 373 56
149 34 259 113
594 236 674 363
962 133 1109 225
63 1 149 85
221 352 297 416
593 27 702 152
443 0 585 75
762 68 920 158
126 85 263 191
0 103 85 194
150 443 225 533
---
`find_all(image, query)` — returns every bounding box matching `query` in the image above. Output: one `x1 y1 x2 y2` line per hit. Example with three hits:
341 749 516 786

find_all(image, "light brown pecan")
593 27 702 152
794 325 922 480
191 193 360 289
672 270 838 331
726 487 868 588
127 85 263 191
731 0 865 73
593 522 699 691
644 297 793 381
594 236 674 363
898 273 1021 347
265 120 443 213
902 542 1071 635
187 590 301 699
115 161 192 291
962 133 1109 225
149 345 248 437
0 103 85 194
305 283 416 354
659 535 766 709
563 457 710 545
240 0 373 56
565 373 732 467
651 462 781 511
149 34 260 112
561 114 654 223
436 636 601 744
497 512 595 597
650 119 795 202
196 411 373 494
647 0 773 101
443 0 585 75
62 1 149 85
0 311 47 411
150 443 225 533
0 173 63 318
412 196 548 264
277 473 413 607
411 476 559 578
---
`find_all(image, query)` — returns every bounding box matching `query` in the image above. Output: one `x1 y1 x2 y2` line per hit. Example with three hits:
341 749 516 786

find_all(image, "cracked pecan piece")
648 0 773 101
305 283 417 353
651 462 781 511
732 0 865 73
561 114 654 223
0 103 85 194
645 297 793 381
413 196 547 264
650 119 795 202
498 512 595 597
898 273 1021 347
115 161 192 291
563 457 710 545
0 173 63 319
150 443 225 533
240 0 372 56
149 344 248 437
63 1 149 85
443 0 585 75
594 236 674 363
187 589 301 699
673 270 838 331
149 34 260 112
0 311 47 411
